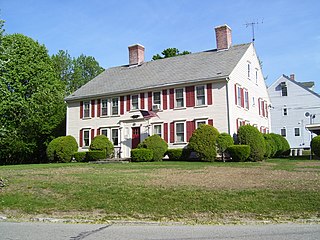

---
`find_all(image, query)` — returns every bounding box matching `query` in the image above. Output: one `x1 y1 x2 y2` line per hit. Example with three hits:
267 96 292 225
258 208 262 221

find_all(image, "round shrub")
269 133 290 157
137 134 168 161
47 136 78 163
311 135 320 157
263 134 277 158
188 124 220 162
280 136 290 156
227 145 250 162
86 150 106 161
238 125 266 161
90 135 114 158
131 149 153 162
166 148 184 161
73 152 87 162
217 133 234 161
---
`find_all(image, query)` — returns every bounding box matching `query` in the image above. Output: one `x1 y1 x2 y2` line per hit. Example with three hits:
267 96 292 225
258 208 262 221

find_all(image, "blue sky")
1 0 320 92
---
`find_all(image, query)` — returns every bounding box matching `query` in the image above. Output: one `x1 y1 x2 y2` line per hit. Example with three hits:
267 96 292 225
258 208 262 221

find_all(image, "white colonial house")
65 24 270 158
268 74 320 152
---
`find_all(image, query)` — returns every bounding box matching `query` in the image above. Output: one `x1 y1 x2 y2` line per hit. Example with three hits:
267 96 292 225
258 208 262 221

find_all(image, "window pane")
237 87 241 106
84 101 90 118
83 130 90 146
295 128 300 136
153 125 162 137
112 129 119 145
132 95 139 110
101 129 108 137
153 92 161 105
112 98 118 115
196 86 205 106
175 123 185 142
175 89 184 108
196 121 206 128
281 128 286 137
102 99 108 116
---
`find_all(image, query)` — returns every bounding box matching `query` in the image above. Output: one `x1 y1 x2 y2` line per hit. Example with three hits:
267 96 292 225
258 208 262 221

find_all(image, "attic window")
281 82 287 96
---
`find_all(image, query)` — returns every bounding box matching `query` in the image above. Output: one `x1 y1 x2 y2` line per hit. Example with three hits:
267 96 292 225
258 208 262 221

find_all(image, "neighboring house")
268 74 320 152
65 24 270 158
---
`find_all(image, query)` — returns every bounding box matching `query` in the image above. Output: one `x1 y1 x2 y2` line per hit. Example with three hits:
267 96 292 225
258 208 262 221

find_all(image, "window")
281 82 287 96
283 108 288 116
153 124 162 137
111 128 119 146
196 120 206 128
281 128 286 137
255 69 258 84
175 88 184 108
294 128 300 137
196 85 206 106
153 92 161 105
83 129 90 147
101 128 108 137
111 97 119 115
237 86 242 107
83 101 90 118
244 89 249 109
175 122 185 143
101 99 108 116
247 63 251 79
131 94 139 110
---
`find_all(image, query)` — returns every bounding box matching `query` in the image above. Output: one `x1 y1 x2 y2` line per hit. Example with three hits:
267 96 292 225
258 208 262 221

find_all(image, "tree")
0 33 66 164
51 51 104 96
152 48 191 60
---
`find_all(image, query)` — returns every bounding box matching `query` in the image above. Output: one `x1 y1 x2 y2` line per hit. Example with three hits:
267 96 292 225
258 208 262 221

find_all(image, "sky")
1 0 320 92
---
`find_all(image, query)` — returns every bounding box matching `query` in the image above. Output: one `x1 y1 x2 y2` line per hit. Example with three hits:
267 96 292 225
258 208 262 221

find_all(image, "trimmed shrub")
217 133 234 161
90 135 114 158
131 149 153 162
227 145 250 162
238 125 266 161
280 136 290 156
311 135 320 157
263 134 277 158
188 124 220 162
73 152 87 162
269 133 290 157
166 148 184 161
47 136 78 163
137 134 168 161
86 150 106 161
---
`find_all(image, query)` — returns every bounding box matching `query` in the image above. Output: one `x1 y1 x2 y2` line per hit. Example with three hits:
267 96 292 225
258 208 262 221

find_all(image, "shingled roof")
65 43 251 101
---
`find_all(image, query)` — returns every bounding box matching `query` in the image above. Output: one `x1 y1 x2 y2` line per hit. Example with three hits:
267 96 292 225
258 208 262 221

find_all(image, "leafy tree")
217 133 234 162
152 48 191 60
51 51 104 95
0 33 66 164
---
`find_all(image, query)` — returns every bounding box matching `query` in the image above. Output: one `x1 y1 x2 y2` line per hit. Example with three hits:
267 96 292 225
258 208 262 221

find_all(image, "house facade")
268 74 320 151
65 24 270 158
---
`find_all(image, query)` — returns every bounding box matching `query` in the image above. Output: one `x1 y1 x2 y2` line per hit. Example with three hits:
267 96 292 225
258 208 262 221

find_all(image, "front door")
132 127 141 149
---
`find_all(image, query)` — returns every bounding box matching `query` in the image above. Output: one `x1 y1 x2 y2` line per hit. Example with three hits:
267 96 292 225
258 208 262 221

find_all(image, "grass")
0 158 319 224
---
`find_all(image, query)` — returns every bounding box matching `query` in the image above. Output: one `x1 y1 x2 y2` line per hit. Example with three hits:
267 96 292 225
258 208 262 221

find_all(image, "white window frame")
83 101 90 118
283 107 288 116
175 88 185 108
131 94 139 110
281 127 286 137
255 68 258 84
244 89 249 109
101 128 108 137
175 121 186 143
83 129 90 147
153 124 163 138
247 62 251 79
196 119 207 129
294 127 300 137
111 97 119 116
101 99 108 116
152 91 162 107
195 85 206 106
111 128 119 146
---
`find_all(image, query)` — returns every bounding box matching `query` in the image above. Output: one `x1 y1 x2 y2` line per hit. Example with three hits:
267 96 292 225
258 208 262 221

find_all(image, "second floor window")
153 92 161 105
101 99 108 116
281 128 286 137
244 90 249 109
131 95 139 110
111 128 119 146
196 85 205 106
83 101 90 118
175 88 184 108
112 97 119 115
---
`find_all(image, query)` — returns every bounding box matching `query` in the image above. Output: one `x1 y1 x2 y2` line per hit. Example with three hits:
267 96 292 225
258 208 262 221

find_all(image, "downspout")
225 77 231 135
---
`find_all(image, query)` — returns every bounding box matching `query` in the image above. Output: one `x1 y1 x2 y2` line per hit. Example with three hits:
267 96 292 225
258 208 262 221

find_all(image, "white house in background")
268 74 320 152
65 24 270 158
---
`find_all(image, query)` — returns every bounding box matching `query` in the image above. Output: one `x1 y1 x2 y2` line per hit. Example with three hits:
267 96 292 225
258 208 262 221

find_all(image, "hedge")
269 133 290 157
137 134 168 161
166 148 184 161
311 135 320 157
263 134 277 158
227 145 250 162
217 133 234 161
47 136 78 163
73 152 87 162
90 135 114 158
86 150 106 162
131 149 153 162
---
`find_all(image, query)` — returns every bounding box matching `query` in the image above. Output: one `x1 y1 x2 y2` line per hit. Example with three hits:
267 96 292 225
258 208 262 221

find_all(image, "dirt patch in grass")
145 166 320 190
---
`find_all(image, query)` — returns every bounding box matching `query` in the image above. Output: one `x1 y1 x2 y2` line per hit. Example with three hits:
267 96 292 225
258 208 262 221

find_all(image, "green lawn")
0 159 319 224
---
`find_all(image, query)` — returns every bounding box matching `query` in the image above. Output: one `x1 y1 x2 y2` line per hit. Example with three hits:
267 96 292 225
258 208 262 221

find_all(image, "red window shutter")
208 119 213 126
126 95 131 112
97 99 101 117
169 89 174 109
162 89 168 110
247 91 249 110
186 121 195 141
170 122 174 143
240 88 244 108
79 129 83 147
80 101 83 119
262 100 265 117
148 92 152 111
236 119 239 132
164 123 168 143
91 100 95 118
140 93 145 109
96 128 100 135
266 102 268 118
234 84 237 105
91 129 95 141
186 86 195 107
120 96 124 115
207 83 212 105
258 98 261 116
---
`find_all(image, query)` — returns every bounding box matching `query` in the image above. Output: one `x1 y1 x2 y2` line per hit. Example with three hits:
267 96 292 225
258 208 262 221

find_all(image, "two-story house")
65 24 270 158
268 74 320 153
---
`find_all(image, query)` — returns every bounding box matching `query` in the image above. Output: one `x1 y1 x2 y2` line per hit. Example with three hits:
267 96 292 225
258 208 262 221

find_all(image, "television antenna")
245 19 264 43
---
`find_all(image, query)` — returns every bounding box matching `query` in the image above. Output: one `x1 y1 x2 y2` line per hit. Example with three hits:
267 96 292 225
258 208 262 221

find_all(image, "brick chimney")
290 73 295 81
215 24 232 51
128 44 145 65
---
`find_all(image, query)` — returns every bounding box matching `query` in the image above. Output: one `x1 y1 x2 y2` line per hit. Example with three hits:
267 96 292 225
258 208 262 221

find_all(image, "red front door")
132 127 141 149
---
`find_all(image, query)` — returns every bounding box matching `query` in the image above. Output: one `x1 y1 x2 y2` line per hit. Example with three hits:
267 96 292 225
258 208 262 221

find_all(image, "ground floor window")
294 127 300 136
196 119 206 128
153 124 162 138
175 122 185 143
83 129 90 147
101 128 108 137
